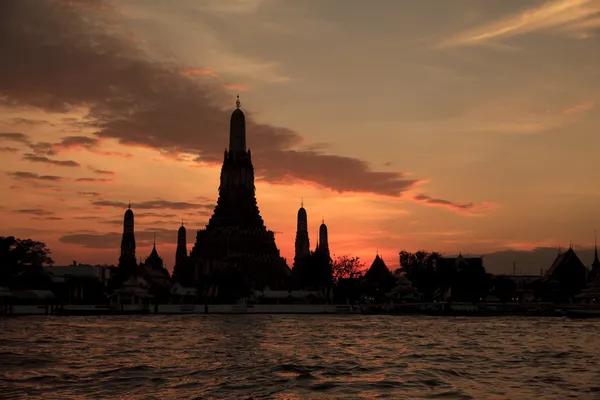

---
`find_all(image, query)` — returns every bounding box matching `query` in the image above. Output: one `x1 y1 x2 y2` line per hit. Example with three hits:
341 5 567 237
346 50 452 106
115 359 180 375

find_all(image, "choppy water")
1 315 600 399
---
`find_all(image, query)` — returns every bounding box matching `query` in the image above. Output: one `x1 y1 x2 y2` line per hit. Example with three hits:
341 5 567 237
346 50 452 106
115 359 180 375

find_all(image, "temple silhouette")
187 96 290 295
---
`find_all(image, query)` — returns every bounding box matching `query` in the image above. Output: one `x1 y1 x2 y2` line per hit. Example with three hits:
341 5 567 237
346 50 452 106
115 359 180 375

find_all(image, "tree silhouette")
0 236 54 288
332 255 364 284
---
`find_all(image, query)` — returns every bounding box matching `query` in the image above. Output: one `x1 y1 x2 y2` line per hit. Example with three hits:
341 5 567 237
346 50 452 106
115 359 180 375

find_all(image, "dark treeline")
0 235 588 304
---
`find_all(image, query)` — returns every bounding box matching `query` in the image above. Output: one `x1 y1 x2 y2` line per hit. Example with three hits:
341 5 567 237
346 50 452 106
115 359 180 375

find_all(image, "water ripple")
0 315 599 399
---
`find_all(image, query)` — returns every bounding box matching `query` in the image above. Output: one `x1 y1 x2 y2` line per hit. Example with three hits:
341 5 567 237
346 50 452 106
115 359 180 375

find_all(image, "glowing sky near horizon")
1 0 600 273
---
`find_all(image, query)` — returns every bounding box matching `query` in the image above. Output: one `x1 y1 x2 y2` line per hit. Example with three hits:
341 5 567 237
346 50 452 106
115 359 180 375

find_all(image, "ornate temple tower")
175 221 188 267
294 200 310 267
191 96 290 292
316 218 330 258
118 203 137 270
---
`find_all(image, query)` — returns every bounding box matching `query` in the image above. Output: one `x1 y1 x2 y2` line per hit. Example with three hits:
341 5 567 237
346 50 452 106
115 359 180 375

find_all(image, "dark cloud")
60 228 182 249
22 153 80 167
14 209 55 216
92 169 114 175
92 199 212 211
0 146 18 152
413 194 497 215
10 118 54 126
32 216 63 220
59 232 121 249
7 171 63 181
0 0 421 198
76 177 113 183
77 191 101 196
98 219 122 225
0 132 30 144
28 142 57 156
136 212 178 218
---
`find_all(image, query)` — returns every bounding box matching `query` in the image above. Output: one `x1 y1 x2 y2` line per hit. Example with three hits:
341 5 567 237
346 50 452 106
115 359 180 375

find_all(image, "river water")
1 315 599 399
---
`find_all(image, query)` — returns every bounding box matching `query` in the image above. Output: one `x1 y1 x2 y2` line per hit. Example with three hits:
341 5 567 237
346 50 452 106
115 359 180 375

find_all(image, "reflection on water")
1 315 600 399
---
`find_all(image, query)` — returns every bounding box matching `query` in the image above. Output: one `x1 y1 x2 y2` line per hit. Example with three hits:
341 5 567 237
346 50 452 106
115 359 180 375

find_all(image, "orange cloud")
563 100 595 115
179 69 219 79
223 83 250 92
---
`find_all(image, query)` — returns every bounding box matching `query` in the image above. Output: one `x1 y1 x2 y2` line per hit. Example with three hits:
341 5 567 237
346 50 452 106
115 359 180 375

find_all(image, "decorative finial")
153 232 156 247
301 198 303 208
182 218 184 227
235 94 241 109
595 229 597 249
322 216 324 224
128 201 131 209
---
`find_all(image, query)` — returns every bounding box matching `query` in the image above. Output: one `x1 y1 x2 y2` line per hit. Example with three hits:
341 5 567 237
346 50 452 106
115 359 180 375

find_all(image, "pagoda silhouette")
190 96 290 297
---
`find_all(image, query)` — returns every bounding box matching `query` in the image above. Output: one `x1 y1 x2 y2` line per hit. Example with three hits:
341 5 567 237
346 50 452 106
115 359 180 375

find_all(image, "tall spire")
301 198 303 208
294 199 310 262
119 203 136 270
153 232 156 248
229 95 246 153
128 201 131 209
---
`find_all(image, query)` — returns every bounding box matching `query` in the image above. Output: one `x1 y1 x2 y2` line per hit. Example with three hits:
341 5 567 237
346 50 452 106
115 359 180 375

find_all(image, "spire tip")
235 94 241 109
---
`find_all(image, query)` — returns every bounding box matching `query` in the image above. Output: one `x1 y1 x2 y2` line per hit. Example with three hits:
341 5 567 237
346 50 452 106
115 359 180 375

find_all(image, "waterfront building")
44 262 111 304
190 96 290 296
139 237 172 303
542 246 588 300
364 254 395 297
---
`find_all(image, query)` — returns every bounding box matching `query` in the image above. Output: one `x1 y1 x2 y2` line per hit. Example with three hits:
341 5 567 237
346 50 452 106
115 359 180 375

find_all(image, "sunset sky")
1 0 600 274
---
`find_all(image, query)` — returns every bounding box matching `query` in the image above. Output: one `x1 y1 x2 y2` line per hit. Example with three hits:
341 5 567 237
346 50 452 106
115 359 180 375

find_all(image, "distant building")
139 237 172 303
118 203 137 272
542 246 588 300
175 221 188 270
364 254 395 297
315 218 330 258
44 263 111 304
294 200 310 268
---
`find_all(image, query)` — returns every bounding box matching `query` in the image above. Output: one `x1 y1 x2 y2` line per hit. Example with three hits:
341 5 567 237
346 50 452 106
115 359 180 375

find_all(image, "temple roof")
544 247 587 281
365 254 394 282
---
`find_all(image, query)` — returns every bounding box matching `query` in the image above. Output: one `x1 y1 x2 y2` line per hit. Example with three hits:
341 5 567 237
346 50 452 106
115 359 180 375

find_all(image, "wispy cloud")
179 69 219 79
223 83 250 92
440 0 600 48
92 199 212 211
0 132 30 144
7 171 63 181
76 177 114 183
412 194 498 216
92 169 115 175
563 99 595 114
22 153 80 167
14 209 55 216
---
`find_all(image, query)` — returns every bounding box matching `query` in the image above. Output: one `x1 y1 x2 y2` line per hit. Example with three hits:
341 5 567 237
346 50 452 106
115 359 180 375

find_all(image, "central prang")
190 96 290 300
